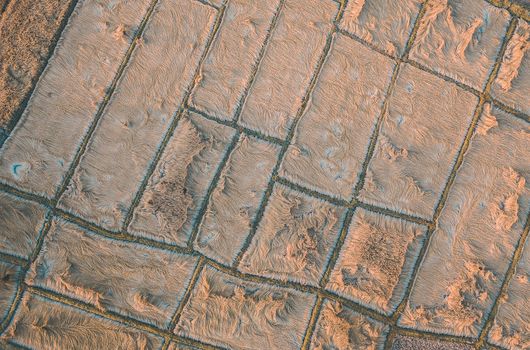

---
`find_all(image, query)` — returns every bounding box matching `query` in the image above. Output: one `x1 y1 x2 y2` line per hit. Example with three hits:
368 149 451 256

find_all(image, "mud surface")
0 0 529 350
0 0 77 129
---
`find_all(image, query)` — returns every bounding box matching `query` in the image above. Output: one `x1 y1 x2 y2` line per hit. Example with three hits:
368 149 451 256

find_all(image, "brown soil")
0 0 77 129
0 0 527 135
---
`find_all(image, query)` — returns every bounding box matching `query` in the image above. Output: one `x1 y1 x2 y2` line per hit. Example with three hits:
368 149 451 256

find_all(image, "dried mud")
0 0 528 349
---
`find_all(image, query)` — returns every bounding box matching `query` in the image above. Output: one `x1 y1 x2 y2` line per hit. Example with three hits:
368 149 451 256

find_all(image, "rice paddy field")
0 0 529 349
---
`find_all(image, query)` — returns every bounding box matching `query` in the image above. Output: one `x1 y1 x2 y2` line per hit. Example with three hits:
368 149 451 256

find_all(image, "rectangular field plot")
340 0 422 56
488 238 530 349
239 183 346 286
58 0 217 230
175 266 315 350
0 0 153 197
326 208 427 314
399 106 530 338
129 111 235 247
310 299 388 350
4 294 164 350
238 0 337 139
190 0 280 120
0 192 47 259
0 261 22 323
280 34 394 200
491 19 530 115
27 219 199 328
194 135 280 264
409 0 510 90
358 63 477 219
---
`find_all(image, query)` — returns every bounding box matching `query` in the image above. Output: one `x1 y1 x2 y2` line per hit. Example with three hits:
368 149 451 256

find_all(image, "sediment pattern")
0 0 528 349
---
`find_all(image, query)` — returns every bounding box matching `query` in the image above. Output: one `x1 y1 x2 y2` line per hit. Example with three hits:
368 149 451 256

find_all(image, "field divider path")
0 0 528 349
383 14 520 350
121 2 227 232
335 22 530 125
0 179 481 349
188 106 287 146
474 213 530 349
231 0 347 270
183 0 287 251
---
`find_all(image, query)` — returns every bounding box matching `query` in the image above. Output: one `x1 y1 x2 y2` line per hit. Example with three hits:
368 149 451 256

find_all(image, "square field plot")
359 63 477 220
0 192 47 259
491 19 530 115
326 208 427 314
238 183 347 286
409 0 510 90
310 299 388 350
27 218 199 328
280 34 395 200
129 111 236 247
399 106 530 338
4 293 163 350
340 0 423 56
174 266 315 350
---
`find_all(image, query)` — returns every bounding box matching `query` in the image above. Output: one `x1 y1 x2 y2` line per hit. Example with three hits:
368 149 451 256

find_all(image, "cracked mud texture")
390 335 474 350
0 0 529 350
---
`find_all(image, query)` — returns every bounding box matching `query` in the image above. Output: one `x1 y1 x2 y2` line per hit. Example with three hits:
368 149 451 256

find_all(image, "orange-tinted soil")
0 0 77 128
